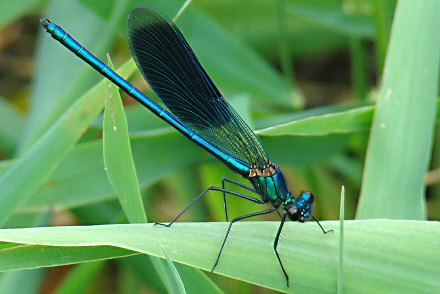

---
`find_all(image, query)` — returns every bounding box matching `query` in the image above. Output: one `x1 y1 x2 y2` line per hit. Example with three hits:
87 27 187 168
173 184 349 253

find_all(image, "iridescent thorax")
248 162 290 206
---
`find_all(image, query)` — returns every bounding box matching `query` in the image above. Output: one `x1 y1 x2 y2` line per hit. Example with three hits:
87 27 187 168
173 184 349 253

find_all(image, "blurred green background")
0 0 439 293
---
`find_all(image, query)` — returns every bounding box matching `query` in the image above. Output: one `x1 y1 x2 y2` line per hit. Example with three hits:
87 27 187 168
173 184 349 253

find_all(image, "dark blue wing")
126 7 269 168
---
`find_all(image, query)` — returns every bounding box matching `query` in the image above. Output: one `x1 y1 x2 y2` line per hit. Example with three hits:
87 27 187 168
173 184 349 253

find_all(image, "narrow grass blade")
0 221 438 293
118 255 168 293
55 262 104 294
175 264 224 294
257 105 374 136
103 56 194 293
103 55 147 224
337 186 345 294
161 245 186 294
259 101 440 137
0 243 136 271
357 1 440 219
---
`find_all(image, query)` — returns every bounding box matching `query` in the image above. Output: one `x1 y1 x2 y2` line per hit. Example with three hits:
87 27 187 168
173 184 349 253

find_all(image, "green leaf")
357 1 440 219
0 221 438 293
103 56 147 224
0 243 136 270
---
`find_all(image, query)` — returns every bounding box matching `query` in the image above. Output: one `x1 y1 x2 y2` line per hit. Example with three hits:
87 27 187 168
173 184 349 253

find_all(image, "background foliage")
0 0 438 293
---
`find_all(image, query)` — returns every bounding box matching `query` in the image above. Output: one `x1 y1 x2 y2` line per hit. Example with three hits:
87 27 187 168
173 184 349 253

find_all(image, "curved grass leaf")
258 100 440 137
257 105 373 136
357 1 440 219
0 221 438 293
161 246 187 294
103 56 147 224
175 264 224 294
0 243 136 270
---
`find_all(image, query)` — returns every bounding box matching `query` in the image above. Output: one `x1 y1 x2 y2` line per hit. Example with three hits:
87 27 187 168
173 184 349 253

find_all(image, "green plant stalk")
357 0 440 219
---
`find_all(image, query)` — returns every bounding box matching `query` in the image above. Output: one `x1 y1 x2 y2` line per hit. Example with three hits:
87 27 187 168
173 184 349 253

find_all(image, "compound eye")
286 205 300 221
308 192 315 204
300 191 314 204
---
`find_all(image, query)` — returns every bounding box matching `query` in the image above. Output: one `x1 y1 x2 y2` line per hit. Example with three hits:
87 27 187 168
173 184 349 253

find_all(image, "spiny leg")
211 207 277 273
154 186 265 227
312 216 333 234
221 177 257 222
274 213 289 287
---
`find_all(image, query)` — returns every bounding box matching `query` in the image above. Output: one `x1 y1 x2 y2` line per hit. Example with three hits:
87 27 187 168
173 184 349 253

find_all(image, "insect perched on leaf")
40 6 332 286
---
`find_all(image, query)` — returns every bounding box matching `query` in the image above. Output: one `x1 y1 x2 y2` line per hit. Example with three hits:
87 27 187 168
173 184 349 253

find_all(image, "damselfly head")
284 191 314 222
